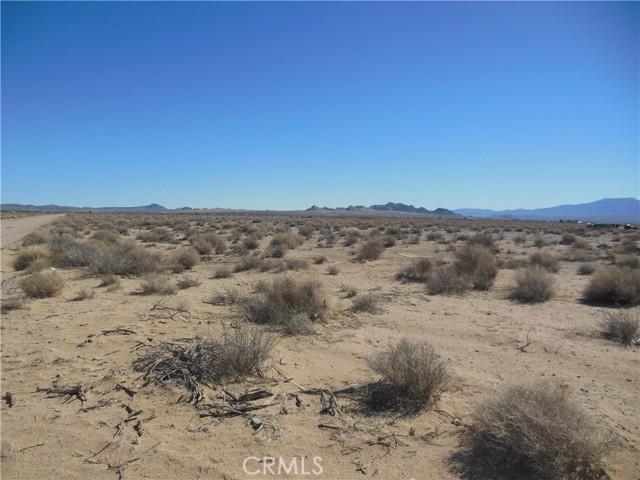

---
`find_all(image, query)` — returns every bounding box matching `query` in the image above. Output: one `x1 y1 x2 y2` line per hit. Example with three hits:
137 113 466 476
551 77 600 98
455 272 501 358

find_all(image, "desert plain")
1 212 638 480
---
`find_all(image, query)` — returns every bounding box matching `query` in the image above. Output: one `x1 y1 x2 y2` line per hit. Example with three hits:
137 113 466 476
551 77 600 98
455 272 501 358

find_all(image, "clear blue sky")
2 1 638 210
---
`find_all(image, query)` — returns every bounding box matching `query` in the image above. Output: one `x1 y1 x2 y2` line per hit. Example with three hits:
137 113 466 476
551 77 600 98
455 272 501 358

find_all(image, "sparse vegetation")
460 382 612 479
239 277 327 333
529 249 559 273
12 246 50 271
351 294 381 314
510 266 555 303
133 328 276 403
357 236 385 262
368 339 450 413
426 266 470 295
139 273 176 295
583 266 640 306
600 309 639 347
396 257 432 283
18 271 65 298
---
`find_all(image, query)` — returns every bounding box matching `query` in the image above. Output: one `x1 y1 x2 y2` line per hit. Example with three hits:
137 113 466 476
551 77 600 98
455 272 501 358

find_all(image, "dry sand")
1 214 638 480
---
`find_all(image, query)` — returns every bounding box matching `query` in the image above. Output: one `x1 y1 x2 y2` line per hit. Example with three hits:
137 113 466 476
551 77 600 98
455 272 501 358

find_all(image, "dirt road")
0 214 64 249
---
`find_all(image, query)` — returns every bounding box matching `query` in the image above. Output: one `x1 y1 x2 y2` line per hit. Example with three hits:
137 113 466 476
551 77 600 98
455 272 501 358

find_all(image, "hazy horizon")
2 2 638 210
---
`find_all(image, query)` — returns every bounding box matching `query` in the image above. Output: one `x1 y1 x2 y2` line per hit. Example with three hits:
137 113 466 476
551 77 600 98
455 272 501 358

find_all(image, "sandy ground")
1 215 65 250
0 214 638 480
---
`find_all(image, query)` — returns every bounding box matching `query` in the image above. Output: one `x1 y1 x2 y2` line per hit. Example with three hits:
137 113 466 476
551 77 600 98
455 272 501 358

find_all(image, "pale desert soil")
1 214 638 480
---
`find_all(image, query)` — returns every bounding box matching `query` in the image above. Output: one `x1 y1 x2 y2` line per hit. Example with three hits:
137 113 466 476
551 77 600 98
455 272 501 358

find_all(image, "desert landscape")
1 212 638 480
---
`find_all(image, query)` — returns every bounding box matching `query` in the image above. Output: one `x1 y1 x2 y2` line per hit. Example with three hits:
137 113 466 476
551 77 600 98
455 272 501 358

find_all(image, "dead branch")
115 384 137 400
150 298 191 320
80 328 137 346
19 443 45 453
107 442 161 479
36 384 87 404
199 398 281 418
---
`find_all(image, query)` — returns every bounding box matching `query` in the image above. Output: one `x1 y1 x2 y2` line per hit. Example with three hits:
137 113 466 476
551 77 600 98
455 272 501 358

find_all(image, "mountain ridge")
454 198 640 223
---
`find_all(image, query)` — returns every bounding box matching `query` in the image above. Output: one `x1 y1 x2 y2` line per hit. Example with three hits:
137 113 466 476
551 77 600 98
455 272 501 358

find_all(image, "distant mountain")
455 198 640 223
1 203 168 213
306 202 458 217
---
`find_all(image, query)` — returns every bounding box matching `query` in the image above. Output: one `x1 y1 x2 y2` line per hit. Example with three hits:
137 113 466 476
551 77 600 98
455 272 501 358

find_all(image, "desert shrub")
49 237 100 268
583 266 640 306
281 312 315 335
383 235 397 248
501 257 528 270
239 277 327 332
313 255 327 265
242 235 260 250
560 232 576 245
408 234 421 244
99 274 120 287
230 243 249 256
270 232 303 250
455 245 498 290
172 247 200 271
341 285 358 298
396 257 432 283
234 255 263 272
343 235 359 247
577 263 595 275
529 250 559 273
426 231 443 242
601 309 639 347
91 230 120 244
282 259 308 271
616 238 638 254
357 236 385 262
572 237 592 250
426 266 470 295
351 294 381 314
132 328 276 402
1 297 27 313
512 234 527 245
87 241 164 276
533 234 550 248
18 271 65 298
218 327 278 377
139 273 176 295
326 265 340 275
12 246 50 271
467 231 497 252
177 276 201 290
72 288 95 301
21 230 52 246
460 382 612 479
299 224 315 239
368 339 449 412
214 266 233 278
190 237 213 255
615 254 640 269
137 227 176 244
561 249 595 262
510 266 555 303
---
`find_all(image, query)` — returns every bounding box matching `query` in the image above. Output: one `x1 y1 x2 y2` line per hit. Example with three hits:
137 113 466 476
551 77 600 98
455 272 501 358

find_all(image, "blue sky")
2 1 638 210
